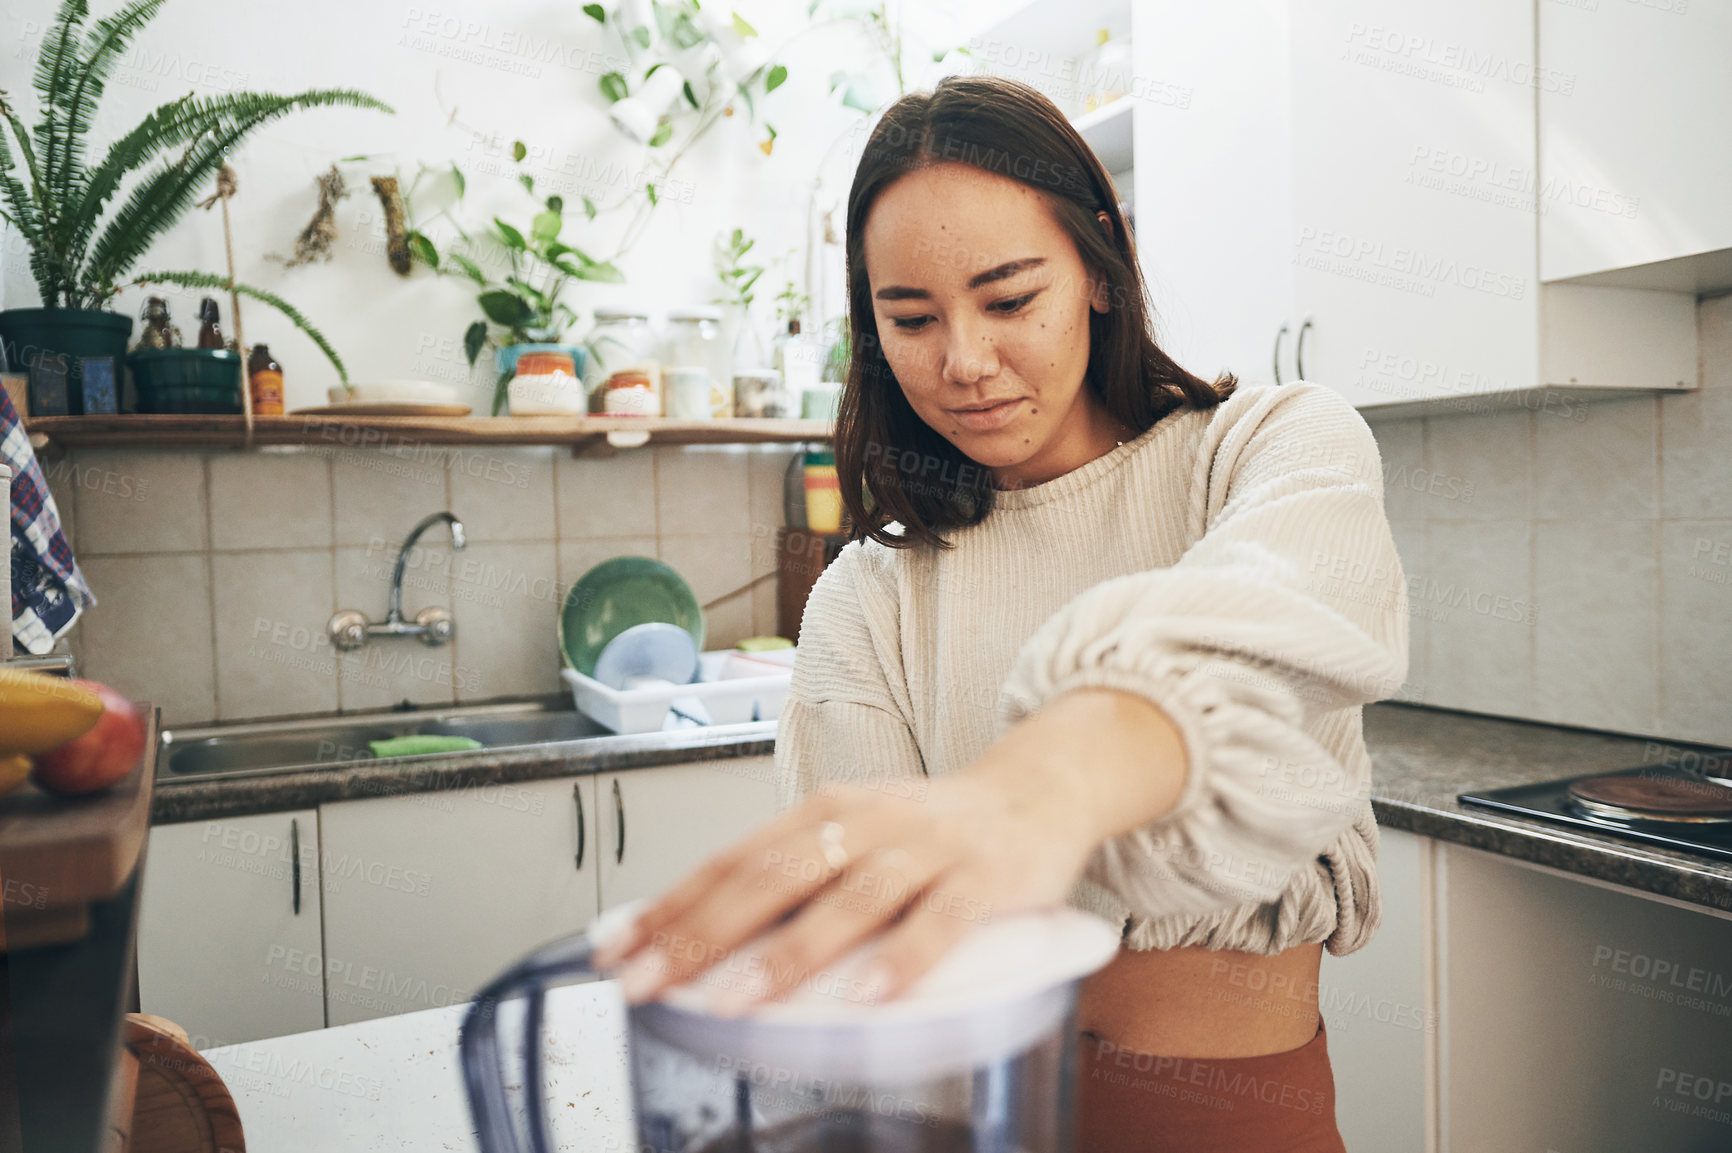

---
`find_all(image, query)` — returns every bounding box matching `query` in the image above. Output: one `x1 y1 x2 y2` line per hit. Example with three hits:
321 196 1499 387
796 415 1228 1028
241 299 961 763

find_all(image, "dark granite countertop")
154 703 1732 917
1365 702 1732 915
151 720 776 824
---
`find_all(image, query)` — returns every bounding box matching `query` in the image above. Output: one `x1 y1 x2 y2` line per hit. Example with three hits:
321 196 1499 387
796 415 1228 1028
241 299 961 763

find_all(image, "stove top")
1459 765 1732 863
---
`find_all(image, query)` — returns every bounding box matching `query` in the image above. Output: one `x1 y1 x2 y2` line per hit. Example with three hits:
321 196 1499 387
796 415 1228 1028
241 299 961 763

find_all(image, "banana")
0 754 31 797
0 670 103 755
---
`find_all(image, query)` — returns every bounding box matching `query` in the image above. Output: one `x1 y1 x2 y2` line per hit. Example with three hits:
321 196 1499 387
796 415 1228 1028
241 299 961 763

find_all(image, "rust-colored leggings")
1073 1019 1347 1152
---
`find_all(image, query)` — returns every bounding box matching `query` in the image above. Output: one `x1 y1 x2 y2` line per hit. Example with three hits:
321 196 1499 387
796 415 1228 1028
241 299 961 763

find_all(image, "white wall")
1 0 983 411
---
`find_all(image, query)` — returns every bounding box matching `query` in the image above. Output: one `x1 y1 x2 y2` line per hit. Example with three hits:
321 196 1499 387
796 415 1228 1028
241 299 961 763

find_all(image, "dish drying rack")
560 648 795 734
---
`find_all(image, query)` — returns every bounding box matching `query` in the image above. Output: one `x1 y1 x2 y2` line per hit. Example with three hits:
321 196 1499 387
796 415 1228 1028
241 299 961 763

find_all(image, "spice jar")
507 348 584 414
587 307 661 415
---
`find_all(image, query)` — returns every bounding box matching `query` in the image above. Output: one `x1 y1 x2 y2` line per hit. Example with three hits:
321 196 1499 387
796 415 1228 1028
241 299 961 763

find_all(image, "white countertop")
201 980 635 1153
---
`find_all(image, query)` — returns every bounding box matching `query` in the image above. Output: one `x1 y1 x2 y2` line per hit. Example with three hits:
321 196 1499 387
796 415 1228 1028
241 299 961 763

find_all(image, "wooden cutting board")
0 703 157 950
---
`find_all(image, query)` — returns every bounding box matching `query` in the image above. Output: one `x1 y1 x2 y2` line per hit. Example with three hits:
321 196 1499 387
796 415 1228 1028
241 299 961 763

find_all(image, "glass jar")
586 307 661 415
662 306 733 419
732 368 789 419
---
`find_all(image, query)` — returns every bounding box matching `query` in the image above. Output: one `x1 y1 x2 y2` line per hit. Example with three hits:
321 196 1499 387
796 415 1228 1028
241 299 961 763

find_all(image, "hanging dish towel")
3 387 95 654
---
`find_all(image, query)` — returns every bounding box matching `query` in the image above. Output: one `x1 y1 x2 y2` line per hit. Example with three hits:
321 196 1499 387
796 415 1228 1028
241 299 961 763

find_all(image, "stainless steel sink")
158 697 615 782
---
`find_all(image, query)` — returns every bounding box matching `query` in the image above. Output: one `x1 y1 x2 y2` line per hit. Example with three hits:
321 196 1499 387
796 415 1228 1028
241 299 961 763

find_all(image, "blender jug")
460 900 1120 1153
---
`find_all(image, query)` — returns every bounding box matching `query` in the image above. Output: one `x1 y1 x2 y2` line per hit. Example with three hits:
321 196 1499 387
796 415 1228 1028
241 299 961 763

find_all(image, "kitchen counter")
1364 702 1732 915
153 703 1732 917
201 979 633 1153
151 719 777 824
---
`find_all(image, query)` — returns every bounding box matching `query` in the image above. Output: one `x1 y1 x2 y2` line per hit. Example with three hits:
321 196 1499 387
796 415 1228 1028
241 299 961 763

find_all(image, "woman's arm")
995 381 1408 921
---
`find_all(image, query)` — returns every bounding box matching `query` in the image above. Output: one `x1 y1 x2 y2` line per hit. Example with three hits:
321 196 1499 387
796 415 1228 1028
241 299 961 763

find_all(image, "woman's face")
862 161 1116 488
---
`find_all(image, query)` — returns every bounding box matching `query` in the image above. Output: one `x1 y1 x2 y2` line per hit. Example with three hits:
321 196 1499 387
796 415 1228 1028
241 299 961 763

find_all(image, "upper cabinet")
979 0 1709 411
1538 0 1732 288
1288 1 1539 410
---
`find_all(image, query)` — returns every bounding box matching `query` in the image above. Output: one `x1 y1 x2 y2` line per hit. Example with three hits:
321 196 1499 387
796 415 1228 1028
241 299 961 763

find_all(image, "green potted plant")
0 0 390 412
405 151 624 415
712 226 766 370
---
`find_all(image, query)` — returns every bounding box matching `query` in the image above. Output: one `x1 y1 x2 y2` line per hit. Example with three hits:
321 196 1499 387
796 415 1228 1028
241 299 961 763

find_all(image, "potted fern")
0 0 390 412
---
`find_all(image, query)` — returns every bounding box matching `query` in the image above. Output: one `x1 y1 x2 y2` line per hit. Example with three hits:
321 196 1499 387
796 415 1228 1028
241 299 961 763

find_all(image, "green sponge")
368 735 484 758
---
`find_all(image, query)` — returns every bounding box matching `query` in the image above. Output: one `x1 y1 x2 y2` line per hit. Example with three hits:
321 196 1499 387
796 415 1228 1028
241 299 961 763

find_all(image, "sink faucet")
328 512 467 651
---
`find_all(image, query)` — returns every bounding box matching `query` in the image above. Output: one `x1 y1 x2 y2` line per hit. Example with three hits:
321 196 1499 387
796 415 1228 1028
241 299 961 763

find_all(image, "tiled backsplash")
47 443 796 726
1369 293 1732 747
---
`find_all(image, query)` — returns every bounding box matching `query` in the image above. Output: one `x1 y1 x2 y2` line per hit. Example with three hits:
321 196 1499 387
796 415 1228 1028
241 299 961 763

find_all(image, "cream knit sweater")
772 381 1410 957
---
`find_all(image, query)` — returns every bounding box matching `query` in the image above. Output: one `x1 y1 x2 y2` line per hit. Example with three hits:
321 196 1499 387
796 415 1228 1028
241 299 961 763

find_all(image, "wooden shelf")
24 413 835 452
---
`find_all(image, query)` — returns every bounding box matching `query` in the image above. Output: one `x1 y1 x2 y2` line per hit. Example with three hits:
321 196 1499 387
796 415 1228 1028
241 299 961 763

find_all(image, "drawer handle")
290 817 302 916
613 778 625 866
1295 316 1312 382
1273 322 1288 387
574 781 586 871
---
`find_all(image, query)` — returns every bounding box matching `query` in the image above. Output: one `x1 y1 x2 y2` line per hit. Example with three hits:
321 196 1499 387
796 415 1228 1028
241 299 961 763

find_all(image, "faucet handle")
415 605 456 647
329 610 370 651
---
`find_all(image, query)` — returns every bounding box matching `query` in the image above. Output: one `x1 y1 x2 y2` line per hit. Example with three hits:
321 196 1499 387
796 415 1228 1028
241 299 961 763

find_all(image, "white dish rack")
561 649 796 734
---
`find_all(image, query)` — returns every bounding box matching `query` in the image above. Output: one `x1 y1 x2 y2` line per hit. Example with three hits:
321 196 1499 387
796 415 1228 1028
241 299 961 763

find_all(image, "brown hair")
835 74 1236 550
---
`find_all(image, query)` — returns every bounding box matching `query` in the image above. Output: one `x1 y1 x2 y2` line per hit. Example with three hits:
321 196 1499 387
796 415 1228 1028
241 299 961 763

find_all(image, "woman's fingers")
614 800 916 1003
854 867 1002 1003
593 794 842 968
704 844 948 1015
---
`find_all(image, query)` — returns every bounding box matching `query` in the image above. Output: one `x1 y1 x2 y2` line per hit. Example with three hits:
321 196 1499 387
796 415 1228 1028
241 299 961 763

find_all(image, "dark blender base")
690 1110 978 1152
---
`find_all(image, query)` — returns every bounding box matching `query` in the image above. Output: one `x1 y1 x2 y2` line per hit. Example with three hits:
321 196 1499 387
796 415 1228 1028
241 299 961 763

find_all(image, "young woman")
595 74 1408 1151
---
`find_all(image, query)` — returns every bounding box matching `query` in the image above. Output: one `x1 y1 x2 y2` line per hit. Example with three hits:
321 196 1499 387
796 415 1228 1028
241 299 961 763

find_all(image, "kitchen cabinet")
318 776 599 1026
1099 0 1698 410
1127 0 1293 392
1538 0 1732 287
137 810 324 1047
1321 827 1433 1153
1442 844 1732 1152
597 757 782 912
1287 0 1538 410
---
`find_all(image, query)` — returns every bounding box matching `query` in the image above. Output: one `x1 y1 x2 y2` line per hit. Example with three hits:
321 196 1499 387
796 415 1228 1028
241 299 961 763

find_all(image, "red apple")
30 680 148 797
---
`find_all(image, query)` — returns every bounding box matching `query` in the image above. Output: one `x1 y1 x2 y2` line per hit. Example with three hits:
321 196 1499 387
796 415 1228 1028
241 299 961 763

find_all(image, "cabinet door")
1131 0 1294 390
319 776 598 1026
1321 827 1431 1153
1539 1 1732 281
1290 1 1538 406
1442 845 1732 1152
137 811 324 1046
597 757 782 912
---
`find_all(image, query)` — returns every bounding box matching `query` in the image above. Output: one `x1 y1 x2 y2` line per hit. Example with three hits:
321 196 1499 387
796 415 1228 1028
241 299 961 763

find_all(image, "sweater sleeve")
774 541 929 814
995 382 1409 922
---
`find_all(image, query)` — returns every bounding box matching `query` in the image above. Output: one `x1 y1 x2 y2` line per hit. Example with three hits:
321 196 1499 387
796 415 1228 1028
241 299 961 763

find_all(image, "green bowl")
558 556 705 677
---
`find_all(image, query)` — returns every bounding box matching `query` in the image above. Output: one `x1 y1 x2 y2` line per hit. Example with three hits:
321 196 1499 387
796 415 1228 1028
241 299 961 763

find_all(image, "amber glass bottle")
246 344 284 415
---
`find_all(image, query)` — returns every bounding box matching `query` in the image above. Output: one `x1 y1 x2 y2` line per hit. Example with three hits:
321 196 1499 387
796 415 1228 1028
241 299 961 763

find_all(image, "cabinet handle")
1273 322 1288 387
613 778 625 866
290 817 302 916
574 781 586 871
1295 317 1312 383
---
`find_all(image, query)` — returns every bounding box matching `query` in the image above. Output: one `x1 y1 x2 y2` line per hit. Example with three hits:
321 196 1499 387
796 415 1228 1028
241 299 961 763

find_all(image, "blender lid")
589 898 1121 1025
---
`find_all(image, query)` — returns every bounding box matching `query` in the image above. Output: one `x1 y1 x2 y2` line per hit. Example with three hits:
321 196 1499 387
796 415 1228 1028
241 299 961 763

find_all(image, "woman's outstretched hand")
589 687 1188 1014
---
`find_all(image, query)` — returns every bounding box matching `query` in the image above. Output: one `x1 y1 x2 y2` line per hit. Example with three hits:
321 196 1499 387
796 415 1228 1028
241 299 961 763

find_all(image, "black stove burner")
1459 764 1732 862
